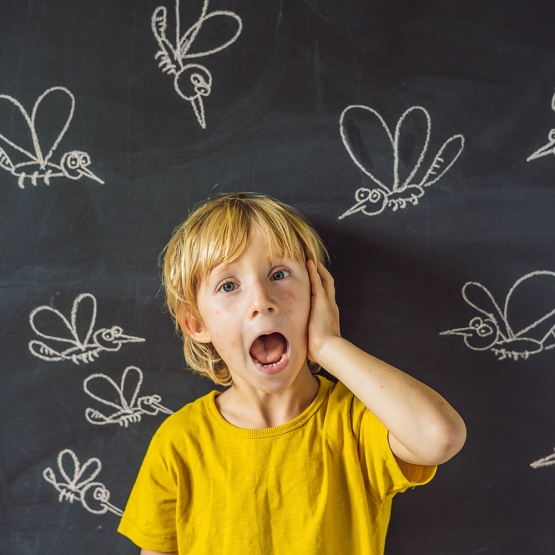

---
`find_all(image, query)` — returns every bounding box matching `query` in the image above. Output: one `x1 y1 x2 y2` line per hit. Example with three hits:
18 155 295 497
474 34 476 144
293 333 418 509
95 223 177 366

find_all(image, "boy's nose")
249 284 278 318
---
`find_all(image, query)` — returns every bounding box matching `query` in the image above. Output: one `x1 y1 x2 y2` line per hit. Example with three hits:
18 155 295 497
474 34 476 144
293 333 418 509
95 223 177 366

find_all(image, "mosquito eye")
355 188 370 202
271 270 290 281
477 324 493 337
470 317 483 328
80 153 91 165
549 129 555 141
101 329 114 340
221 282 236 293
191 73 203 86
68 155 79 168
369 189 382 202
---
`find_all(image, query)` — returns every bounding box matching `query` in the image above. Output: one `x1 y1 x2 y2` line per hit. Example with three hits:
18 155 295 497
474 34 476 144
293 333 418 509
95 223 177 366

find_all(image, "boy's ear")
178 307 212 344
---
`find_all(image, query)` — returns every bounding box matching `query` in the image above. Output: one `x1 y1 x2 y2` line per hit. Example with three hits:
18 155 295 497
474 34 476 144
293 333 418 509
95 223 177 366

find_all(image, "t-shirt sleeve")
117 422 181 552
349 386 437 505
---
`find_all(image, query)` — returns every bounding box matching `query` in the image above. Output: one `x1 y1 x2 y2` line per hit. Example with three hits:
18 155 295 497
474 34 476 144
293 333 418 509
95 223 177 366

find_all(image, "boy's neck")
214 368 320 429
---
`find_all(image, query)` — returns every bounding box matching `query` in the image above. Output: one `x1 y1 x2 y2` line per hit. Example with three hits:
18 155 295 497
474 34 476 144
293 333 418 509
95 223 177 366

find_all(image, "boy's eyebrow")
206 261 247 287
207 255 290 281
206 263 233 281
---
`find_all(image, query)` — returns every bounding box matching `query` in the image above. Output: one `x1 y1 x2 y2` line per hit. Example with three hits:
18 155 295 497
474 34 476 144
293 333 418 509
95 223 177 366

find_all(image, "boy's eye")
221 282 237 293
271 270 290 281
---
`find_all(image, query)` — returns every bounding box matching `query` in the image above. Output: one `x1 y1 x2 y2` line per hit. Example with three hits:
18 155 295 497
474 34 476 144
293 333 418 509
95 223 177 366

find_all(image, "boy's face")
193 228 312 394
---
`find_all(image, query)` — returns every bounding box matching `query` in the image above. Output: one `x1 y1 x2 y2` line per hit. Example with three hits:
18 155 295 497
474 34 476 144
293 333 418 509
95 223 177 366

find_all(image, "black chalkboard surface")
1 0 555 553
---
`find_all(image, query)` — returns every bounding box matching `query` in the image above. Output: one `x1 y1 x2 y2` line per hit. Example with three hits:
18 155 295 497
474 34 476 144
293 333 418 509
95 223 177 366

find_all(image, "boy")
118 192 466 555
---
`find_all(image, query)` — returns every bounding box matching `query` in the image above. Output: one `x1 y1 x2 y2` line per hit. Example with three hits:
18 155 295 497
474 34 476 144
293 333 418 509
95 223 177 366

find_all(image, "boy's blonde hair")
162 192 329 386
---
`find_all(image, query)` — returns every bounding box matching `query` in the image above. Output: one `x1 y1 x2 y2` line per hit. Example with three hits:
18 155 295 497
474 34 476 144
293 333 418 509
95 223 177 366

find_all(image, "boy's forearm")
317 336 466 466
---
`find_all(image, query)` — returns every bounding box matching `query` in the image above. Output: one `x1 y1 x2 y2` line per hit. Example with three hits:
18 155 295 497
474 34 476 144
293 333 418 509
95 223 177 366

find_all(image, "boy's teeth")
258 352 285 367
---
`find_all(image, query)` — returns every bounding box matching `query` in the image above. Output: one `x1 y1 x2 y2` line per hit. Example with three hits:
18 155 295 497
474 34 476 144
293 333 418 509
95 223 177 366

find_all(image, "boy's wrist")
313 335 346 376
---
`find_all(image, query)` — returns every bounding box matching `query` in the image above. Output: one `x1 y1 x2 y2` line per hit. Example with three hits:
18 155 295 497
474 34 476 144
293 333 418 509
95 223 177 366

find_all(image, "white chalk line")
338 104 464 218
441 271 555 360
527 91 555 162
84 366 173 427
28 293 145 364
0 87 104 188
43 449 123 516
531 448 555 469
151 0 243 128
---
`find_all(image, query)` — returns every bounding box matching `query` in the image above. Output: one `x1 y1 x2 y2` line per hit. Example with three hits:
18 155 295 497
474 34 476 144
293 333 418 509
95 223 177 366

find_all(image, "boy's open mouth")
249 332 288 368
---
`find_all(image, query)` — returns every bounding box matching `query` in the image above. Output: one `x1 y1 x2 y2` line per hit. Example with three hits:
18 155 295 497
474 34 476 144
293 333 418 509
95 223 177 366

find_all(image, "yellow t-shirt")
118 375 436 554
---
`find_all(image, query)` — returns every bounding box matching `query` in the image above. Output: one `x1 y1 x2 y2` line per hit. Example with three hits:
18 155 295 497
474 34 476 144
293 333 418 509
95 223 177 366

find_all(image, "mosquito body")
338 104 464 219
441 271 555 361
84 366 173 428
151 0 242 128
43 449 123 516
30 325 145 364
28 293 145 365
0 87 103 188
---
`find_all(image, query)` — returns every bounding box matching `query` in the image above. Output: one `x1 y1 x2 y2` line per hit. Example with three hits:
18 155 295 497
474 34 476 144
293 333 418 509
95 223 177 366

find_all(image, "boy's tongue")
250 333 287 364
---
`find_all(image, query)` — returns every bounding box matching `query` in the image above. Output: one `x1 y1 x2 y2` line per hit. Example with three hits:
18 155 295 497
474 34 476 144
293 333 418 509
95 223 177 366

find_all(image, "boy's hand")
306 259 341 364
306 263 466 467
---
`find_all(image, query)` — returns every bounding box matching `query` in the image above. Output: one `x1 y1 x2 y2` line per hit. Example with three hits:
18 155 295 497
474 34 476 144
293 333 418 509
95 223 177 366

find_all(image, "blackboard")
1 0 555 553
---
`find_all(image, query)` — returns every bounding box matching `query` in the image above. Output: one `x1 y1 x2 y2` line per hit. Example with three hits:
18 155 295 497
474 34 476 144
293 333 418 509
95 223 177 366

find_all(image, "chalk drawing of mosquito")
43 449 123 516
0 87 104 188
338 105 465 219
441 271 555 361
29 293 145 365
531 448 555 469
84 366 173 427
527 91 555 162
151 0 243 129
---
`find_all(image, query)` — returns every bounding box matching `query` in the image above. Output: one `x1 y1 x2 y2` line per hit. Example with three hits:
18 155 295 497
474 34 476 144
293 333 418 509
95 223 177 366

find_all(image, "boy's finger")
316 262 336 302
307 259 325 295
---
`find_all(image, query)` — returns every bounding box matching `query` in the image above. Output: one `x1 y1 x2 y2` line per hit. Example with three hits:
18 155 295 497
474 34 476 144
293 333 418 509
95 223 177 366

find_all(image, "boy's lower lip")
251 348 290 375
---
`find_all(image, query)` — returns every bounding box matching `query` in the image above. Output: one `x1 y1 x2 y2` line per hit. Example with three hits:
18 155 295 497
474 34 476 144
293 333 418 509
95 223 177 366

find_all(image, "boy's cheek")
212 333 243 358
210 340 233 365
283 290 311 320
283 291 298 307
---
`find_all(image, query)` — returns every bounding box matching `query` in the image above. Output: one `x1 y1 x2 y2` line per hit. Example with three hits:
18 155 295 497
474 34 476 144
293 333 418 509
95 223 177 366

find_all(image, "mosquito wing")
84 373 128 412
505 271 555 342
152 6 178 74
339 105 394 193
120 366 144 410
0 93 38 163
0 146 14 173
179 10 242 60
420 134 465 188
28 340 66 362
394 106 430 192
